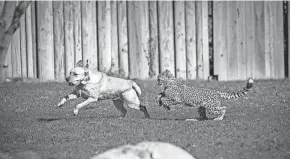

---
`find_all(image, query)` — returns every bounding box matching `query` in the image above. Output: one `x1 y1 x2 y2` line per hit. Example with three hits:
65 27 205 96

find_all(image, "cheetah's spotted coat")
157 70 254 121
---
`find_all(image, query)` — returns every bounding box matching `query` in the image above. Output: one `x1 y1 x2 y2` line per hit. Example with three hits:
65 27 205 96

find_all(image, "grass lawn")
0 79 289 159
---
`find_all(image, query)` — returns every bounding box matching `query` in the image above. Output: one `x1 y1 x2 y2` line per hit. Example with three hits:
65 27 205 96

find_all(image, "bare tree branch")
0 1 31 81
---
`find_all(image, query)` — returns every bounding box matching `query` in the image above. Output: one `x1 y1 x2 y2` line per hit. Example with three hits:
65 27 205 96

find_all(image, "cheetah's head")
157 69 176 86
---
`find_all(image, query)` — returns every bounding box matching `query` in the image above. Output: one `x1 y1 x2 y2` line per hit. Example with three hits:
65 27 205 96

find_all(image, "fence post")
98 1 112 72
245 2 255 79
64 2 75 77
213 1 228 81
201 1 209 80
226 1 238 81
11 22 21 78
20 12 27 78
196 1 209 80
37 1 54 80
53 1 65 81
110 1 119 74
128 1 150 79
254 2 266 79
289 1 290 78
73 1 82 64
117 1 129 78
149 1 159 79
158 1 175 76
26 3 35 78
273 2 284 79
237 2 247 80
174 1 186 79
185 1 197 80
81 1 98 69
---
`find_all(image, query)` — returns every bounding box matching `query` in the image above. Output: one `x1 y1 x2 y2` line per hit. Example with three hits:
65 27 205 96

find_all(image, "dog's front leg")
57 90 79 107
73 97 98 116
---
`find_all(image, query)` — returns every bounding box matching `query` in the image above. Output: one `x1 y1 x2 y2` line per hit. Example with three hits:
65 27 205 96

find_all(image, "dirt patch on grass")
0 79 289 159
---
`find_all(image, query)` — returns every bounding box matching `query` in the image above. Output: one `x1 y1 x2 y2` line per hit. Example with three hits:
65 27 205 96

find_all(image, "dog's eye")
74 73 78 76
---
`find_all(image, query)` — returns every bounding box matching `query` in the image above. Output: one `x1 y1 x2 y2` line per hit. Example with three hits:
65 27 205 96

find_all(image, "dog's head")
157 69 176 86
65 60 90 86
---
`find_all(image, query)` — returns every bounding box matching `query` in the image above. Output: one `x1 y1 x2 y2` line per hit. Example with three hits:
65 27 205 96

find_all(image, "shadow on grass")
146 116 217 121
37 115 218 123
36 115 120 123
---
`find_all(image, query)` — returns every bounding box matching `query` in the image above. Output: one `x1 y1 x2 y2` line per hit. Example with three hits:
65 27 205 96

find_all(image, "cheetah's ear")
75 60 83 67
85 59 89 69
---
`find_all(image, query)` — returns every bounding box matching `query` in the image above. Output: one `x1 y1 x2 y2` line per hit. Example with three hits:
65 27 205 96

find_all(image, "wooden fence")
1 1 288 81
214 1 285 81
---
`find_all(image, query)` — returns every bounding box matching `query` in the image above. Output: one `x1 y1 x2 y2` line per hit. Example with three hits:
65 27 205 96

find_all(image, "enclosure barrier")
1 1 288 81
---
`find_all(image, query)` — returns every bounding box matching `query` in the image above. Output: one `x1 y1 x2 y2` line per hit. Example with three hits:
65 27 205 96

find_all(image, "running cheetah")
157 70 254 121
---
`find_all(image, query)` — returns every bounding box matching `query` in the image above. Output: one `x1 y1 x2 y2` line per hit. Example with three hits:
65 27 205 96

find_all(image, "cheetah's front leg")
159 96 180 110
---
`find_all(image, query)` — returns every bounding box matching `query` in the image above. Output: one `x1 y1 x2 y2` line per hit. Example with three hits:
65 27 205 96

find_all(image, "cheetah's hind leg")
185 106 208 121
212 106 227 120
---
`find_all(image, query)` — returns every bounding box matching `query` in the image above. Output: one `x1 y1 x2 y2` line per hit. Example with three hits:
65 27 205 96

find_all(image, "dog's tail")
132 82 142 96
217 78 254 99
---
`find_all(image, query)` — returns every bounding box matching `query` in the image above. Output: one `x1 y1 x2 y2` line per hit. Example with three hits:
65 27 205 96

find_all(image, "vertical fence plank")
264 1 271 78
128 1 150 79
264 1 275 79
117 1 129 77
11 28 21 78
20 12 27 78
201 1 209 80
149 1 159 79
37 1 54 80
273 2 284 79
0 1 7 79
289 1 290 77
158 1 175 75
174 1 186 79
110 1 119 74
237 2 246 80
245 2 255 79
64 2 75 76
0 1 4 13
31 2 37 78
73 1 82 64
226 1 238 81
11 2 21 78
53 1 65 81
196 2 203 79
254 2 265 79
26 4 34 78
81 1 98 69
98 1 111 72
185 1 197 80
5 44 12 78
213 1 228 81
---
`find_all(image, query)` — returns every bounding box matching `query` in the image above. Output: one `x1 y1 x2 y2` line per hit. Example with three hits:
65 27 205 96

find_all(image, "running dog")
56 60 150 118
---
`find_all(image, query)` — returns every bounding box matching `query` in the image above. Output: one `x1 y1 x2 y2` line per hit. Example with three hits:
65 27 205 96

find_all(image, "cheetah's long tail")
217 78 254 99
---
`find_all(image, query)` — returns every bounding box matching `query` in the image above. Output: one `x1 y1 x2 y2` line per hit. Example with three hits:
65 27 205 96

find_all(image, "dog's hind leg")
113 99 127 118
140 105 150 118
122 89 150 119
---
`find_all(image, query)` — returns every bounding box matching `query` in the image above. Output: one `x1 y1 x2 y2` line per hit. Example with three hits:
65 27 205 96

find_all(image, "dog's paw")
163 105 171 110
56 103 63 107
185 118 198 121
73 108 79 116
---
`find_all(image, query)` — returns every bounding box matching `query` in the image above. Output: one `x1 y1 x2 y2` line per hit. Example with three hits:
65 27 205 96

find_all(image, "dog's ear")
85 59 89 69
75 60 83 67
